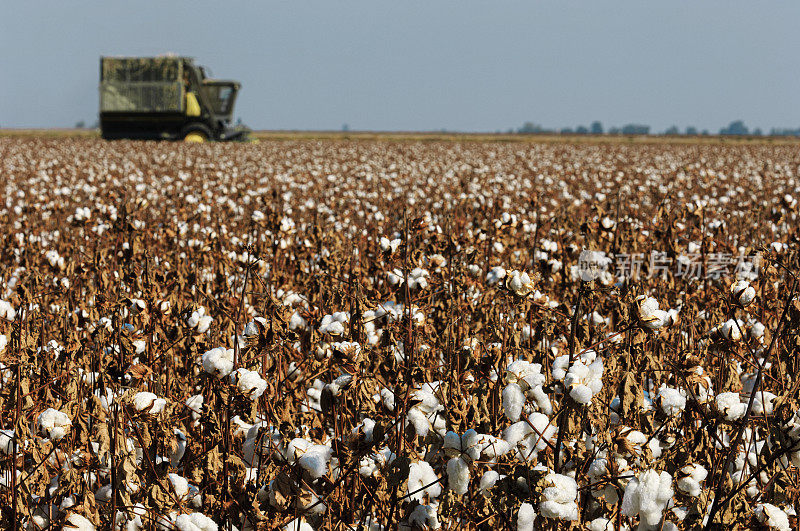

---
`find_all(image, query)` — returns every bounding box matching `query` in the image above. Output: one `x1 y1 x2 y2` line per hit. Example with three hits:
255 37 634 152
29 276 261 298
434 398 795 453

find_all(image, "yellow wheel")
184 131 207 143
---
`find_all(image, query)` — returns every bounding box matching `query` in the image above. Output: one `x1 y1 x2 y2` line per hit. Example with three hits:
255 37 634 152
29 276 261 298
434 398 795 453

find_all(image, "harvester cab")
99 55 251 142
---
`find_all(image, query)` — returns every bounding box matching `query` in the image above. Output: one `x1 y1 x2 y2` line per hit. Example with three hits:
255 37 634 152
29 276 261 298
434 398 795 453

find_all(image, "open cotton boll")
174 513 218 531
486 266 506 285
0 430 14 455
564 357 603 405
505 269 535 297
539 473 578 521
232 368 268 400
517 502 536 531
731 279 756 306
447 457 470 495
168 473 190 499
754 503 791 531
407 503 441 530
319 312 349 335
479 471 502 492
63 513 96 531
201 347 235 378
297 444 333 478
750 391 778 415
503 383 525 421
676 464 707 497
407 460 442 502
716 392 746 421
719 319 744 341
621 469 673 528
283 518 315 531
0 300 16 322
552 354 570 381
186 394 203 421
655 386 686 417
587 517 614 531
133 392 167 415
38 408 72 440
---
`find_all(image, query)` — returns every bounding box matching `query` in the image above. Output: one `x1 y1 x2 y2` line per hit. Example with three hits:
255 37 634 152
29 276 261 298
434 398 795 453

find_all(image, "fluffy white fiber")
621 469 673 528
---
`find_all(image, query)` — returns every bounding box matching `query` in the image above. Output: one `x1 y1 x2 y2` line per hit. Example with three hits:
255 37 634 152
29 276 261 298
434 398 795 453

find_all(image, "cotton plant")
621 469 674 529
636 295 678 331
503 412 556 463
540 472 579 521
675 463 707 497
406 382 447 438
186 306 213 334
442 429 481 495
754 503 792 531
231 368 268 400
37 408 72 441
405 502 441 530
563 351 604 405
505 269 536 297
387 267 429 290
200 347 235 378
730 279 756 306
716 392 747 421
0 299 16 322
406 460 442 503
132 392 167 416
654 385 686 417
502 359 552 420
318 311 349 336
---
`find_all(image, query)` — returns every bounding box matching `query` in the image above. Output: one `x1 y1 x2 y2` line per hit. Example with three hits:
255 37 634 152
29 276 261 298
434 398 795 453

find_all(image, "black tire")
180 123 213 142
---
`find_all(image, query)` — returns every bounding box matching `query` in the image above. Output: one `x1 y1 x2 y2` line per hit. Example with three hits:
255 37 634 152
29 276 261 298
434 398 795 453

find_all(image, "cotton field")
0 136 799 530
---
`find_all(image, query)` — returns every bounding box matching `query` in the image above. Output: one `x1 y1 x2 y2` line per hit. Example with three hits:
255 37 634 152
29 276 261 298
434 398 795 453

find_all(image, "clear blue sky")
2 1 799 132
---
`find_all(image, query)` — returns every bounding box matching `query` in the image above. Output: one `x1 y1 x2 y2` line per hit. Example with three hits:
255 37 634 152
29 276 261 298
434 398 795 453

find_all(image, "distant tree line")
512 120 800 137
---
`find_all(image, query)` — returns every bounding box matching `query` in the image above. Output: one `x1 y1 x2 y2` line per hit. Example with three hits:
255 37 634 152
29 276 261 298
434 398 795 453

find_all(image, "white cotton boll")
298 445 332 478
38 408 72 440
475 433 511 458
503 421 533 448
540 473 578 521
503 383 526 421
201 347 234 378
196 315 213 333
731 280 756 306
552 354 570 381
186 394 203 420
517 502 536 531
408 504 440 530
656 386 686 417
283 518 315 531
0 300 16 322
233 368 268 400
133 392 167 415
719 319 744 341
754 503 791 531
407 460 442 502
716 392 746 421
0 430 14 455
187 307 205 328
506 269 535 297
174 513 218 531
587 517 613 531
63 513 96 531
486 266 506 285
479 471 501 492
168 473 190 499
447 457 470 495
750 391 777 415
676 464 707 497
170 430 186 468
621 469 673 528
